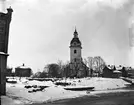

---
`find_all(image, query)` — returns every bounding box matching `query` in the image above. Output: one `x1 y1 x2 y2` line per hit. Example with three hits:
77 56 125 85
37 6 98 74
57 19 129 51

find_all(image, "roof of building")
70 28 82 46
16 64 31 69
106 65 123 70
70 37 81 44
103 66 113 71
113 70 122 73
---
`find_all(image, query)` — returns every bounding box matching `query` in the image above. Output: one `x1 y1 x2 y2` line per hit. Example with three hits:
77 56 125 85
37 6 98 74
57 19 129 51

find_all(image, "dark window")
74 50 77 54
74 58 76 62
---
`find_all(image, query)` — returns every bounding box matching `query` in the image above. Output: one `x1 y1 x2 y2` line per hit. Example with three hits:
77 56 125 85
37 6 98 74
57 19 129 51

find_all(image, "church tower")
70 28 82 63
68 28 89 78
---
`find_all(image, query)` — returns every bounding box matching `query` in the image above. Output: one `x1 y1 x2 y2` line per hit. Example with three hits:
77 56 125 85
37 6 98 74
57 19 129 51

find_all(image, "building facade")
69 28 89 78
0 7 13 95
6 67 13 76
15 64 32 77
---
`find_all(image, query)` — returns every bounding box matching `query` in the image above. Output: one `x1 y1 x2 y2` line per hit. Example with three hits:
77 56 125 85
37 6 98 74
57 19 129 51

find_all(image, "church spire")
75 26 77 32
73 27 78 38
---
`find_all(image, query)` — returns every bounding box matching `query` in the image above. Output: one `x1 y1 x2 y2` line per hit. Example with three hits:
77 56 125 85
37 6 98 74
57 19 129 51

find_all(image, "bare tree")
47 63 60 78
83 58 88 66
86 57 94 77
87 57 94 69
63 64 70 78
93 56 106 77
57 60 65 78
85 56 105 77
83 58 90 77
56 60 70 78
32 71 42 78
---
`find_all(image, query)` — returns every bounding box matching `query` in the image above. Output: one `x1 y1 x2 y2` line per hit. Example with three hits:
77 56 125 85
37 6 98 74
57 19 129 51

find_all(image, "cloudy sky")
1 0 134 72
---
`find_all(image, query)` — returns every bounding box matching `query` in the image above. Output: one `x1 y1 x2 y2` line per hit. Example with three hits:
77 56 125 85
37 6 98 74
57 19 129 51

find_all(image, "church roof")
70 37 81 44
70 28 82 46
16 64 31 69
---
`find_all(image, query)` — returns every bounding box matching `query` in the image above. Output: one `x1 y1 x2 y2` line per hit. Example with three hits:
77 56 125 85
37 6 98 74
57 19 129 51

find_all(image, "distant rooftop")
16 63 31 69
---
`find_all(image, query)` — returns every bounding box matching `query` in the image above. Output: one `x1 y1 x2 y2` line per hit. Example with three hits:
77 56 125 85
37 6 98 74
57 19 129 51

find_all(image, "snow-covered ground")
1 77 134 105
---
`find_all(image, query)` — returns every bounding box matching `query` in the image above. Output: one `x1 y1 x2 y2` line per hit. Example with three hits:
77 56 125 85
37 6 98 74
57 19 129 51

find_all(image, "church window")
74 50 77 54
74 58 76 62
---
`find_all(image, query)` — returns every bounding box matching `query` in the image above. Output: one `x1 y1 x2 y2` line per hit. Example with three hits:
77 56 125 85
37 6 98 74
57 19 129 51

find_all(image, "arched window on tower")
74 50 77 54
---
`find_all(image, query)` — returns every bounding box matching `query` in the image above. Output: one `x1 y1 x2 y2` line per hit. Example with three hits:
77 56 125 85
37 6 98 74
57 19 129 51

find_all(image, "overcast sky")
1 0 134 72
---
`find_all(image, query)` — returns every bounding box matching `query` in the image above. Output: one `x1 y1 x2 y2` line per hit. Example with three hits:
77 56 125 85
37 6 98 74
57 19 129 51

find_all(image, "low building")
127 68 134 78
15 64 32 77
6 67 12 76
102 66 114 78
102 65 129 78
112 70 122 78
120 67 128 77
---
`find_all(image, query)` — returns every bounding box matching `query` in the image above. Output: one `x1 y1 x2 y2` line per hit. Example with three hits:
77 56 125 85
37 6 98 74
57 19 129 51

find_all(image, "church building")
68 28 89 78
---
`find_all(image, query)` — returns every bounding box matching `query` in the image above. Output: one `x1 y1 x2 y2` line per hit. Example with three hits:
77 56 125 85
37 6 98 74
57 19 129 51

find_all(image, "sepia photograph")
0 0 134 105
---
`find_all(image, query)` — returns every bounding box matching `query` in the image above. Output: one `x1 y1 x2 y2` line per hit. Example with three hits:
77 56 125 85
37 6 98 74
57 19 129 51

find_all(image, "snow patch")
3 77 133 105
